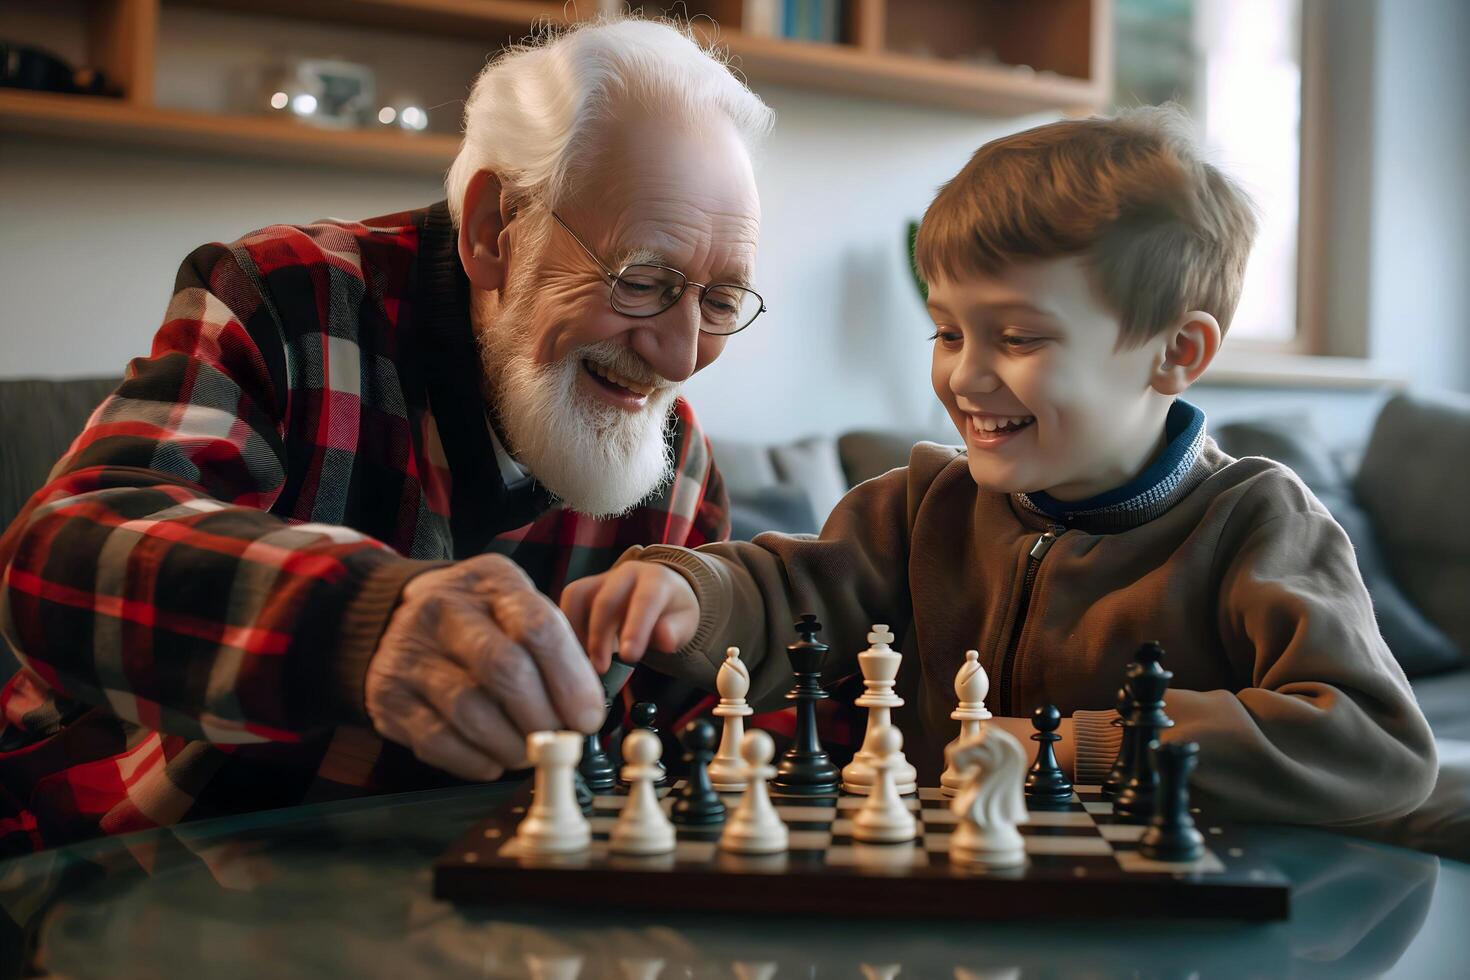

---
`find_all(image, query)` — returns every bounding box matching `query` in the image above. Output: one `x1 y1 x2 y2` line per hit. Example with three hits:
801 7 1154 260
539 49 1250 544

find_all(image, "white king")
841 624 917 796
708 646 754 792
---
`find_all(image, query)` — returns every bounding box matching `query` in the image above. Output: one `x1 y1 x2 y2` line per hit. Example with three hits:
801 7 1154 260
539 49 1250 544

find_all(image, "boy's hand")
560 562 700 673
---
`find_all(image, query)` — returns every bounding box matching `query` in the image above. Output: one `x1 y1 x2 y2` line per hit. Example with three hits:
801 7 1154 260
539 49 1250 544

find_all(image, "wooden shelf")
170 0 1108 115
0 89 458 174
170 0 572 43
2 0 1110 172
707 28 1104 116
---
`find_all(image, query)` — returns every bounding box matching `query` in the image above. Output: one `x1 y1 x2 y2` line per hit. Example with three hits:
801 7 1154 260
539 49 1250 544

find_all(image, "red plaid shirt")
0 202 729 853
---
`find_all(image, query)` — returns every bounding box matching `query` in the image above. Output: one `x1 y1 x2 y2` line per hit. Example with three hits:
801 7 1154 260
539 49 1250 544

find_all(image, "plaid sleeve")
0 239 427 745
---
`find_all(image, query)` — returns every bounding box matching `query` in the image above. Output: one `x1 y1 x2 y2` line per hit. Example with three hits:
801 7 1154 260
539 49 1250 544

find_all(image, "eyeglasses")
551 212 766 336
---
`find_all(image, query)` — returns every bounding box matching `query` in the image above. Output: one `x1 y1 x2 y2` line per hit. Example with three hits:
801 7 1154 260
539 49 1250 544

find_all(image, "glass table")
1 782 1463 978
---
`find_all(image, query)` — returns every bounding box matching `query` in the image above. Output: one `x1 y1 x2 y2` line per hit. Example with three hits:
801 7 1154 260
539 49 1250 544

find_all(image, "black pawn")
771 615 841 796
1101 684 1134 800
572 769 594 814
671 718 726 825
1139 741 1205 862
620 701 668 788
578 698 618 794
1024 704 1074 808
1114 641 1175 823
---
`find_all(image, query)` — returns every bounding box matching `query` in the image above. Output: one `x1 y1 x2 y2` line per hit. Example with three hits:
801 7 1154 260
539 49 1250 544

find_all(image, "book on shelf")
744 0 844 43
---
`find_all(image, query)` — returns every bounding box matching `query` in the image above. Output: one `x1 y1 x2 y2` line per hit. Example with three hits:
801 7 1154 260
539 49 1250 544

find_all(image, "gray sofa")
1 379 1466 858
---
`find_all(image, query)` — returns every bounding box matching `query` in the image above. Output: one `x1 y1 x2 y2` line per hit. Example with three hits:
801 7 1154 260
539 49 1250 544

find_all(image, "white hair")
446 17 775 226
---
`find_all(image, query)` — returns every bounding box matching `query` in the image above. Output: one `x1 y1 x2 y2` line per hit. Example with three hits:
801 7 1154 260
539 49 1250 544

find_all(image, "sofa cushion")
837 430 954 488
1355 391 1470 661
769 435 849 526
0 377 121 532
1411 669 1470 741
728 485 819 541
1213 414 1466 678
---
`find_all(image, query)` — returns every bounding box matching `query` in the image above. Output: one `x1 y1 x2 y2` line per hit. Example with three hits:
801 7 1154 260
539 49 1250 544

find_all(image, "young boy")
559 107 1437 826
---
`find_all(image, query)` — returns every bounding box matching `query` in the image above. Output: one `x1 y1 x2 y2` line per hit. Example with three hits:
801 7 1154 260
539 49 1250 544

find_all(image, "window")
1114 0 1304 348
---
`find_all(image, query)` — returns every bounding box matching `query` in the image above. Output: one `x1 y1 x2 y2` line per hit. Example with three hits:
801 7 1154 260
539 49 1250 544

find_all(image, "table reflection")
0 783 1451 979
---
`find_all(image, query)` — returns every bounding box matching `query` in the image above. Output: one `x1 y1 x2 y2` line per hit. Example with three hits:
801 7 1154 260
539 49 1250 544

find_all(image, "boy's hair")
914 105 1259 348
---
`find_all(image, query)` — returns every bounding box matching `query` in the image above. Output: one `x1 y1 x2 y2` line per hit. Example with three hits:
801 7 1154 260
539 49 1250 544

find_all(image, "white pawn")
852 725 917 843
948 725 1030 869
708 646 753 792
610 728 677 855
720 730 788 854
513 730 590 855
940 650 992 797
842 625 917 796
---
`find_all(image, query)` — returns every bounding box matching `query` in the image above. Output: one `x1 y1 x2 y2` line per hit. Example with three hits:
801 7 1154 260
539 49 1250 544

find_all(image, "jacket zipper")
998 526 1062 716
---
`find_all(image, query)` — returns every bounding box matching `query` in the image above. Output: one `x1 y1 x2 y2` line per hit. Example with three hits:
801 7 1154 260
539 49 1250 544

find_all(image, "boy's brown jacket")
623 440 1437 826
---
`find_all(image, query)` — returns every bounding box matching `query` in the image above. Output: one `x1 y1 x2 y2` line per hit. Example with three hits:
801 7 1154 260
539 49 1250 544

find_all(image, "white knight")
947 725 1029 869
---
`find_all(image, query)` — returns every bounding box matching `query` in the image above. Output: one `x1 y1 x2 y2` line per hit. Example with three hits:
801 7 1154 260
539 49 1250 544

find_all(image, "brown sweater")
623 439 1437 827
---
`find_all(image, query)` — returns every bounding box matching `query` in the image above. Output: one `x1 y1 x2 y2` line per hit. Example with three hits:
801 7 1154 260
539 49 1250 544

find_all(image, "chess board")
434 783 1291 921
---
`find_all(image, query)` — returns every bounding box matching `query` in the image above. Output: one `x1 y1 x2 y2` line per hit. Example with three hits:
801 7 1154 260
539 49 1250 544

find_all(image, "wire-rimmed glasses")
551 212 766 336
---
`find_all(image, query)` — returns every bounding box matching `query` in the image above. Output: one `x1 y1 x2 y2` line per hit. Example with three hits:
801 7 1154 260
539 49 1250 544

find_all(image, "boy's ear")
458 169 518 293
1150 311 1222 396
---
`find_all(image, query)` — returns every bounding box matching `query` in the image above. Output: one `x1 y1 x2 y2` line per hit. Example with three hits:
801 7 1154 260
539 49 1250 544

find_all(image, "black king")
771 614 841 796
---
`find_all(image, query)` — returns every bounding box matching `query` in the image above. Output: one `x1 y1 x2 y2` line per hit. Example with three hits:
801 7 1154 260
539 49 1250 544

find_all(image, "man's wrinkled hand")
365 554 604 781
559 560 700 674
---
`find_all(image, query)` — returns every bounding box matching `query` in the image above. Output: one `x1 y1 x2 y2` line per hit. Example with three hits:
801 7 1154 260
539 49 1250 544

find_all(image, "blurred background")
1 0 1466 454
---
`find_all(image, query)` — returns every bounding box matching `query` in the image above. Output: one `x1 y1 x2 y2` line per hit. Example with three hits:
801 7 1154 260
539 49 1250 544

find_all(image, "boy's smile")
927 256 1178 502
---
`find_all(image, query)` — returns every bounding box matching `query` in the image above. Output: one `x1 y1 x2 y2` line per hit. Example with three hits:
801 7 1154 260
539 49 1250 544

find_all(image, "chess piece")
1114 641 1175 823
948 725 1029 869
671 718 727 825
620 701 668 788
940 650 992 797
1139 740 1206 862
572 769 594 814
1100 683 1133 800
513 730 590 855
771 615 841 796
1023 704 1073 809
579 656 638 793
720 730 788 853
578 718 617 794
842 624 918 796
709 647 754 792
525 952 585 980
610 728 676 854
852 725 917 843
731 965 777 980
618 959 666 980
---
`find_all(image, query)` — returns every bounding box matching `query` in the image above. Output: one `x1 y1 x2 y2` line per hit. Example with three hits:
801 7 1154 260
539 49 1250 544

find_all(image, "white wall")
0 85 1024 444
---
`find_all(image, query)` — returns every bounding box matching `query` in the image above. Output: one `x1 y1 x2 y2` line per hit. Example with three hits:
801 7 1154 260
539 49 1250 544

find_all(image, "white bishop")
708 646 753 792
940 649 992 797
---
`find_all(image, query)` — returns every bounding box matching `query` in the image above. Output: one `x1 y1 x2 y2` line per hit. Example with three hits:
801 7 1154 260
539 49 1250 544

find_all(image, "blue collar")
1017 400 1207 524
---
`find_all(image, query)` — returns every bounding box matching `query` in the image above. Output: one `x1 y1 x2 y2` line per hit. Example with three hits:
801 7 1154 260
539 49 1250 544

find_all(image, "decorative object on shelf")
259 58 376 129
376 93 430 133
0 41 109 96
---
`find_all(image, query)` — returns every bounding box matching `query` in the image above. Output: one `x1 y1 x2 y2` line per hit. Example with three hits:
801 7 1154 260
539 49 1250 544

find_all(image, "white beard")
479 290 680 520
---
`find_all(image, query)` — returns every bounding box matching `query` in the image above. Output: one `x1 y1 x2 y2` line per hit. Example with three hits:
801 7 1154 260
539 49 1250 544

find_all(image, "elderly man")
0 19 772 850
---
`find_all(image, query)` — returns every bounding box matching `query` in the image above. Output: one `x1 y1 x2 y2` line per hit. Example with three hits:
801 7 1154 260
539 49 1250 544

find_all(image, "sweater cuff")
1072 709 1124 786
333 556 450 723
615 544 729 684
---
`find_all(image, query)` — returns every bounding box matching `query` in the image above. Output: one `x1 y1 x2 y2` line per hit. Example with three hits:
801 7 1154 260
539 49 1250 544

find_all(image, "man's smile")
582 358 654 409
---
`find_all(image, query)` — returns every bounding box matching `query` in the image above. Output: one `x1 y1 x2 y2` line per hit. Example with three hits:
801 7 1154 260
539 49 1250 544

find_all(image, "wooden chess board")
434 783 1291 920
